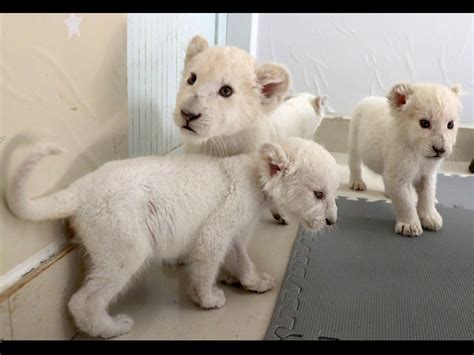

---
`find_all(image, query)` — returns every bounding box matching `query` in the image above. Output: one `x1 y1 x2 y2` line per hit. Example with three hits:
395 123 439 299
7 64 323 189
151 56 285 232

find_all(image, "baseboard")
0 244 83 340
0 239 69 296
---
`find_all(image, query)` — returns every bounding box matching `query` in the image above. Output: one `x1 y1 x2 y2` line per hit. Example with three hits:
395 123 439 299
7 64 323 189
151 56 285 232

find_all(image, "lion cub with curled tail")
348 82 462 237
6 137 339 339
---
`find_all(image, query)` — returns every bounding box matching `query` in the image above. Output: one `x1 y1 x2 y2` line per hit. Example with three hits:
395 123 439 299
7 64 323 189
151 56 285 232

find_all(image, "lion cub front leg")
415 174 442 231
220 240 276 293
384 174 423 237
187 236 231 309
187 207 244 309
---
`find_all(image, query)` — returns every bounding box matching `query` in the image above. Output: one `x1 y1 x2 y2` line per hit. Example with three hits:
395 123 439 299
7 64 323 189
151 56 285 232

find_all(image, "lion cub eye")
447 121 454 129
419 119 431 129
314 191 324 200
187 73 197 85
219 85 233 97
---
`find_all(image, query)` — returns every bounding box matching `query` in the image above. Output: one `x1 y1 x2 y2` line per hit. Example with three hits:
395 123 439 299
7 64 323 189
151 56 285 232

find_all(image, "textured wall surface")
1 14 128 274
257 14 473 123
128 14 219 157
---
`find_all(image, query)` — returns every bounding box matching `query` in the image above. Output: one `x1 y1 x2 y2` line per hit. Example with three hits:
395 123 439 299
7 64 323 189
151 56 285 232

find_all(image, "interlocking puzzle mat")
265 192 473 340
437 174 473 210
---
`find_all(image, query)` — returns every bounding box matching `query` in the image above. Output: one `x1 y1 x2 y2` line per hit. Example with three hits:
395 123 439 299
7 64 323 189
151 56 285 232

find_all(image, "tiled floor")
74 154 471 340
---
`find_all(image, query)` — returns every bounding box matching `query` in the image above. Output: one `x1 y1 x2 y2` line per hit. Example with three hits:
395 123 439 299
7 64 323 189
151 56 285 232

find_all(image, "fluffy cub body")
348 82 462 237
7 137 339 338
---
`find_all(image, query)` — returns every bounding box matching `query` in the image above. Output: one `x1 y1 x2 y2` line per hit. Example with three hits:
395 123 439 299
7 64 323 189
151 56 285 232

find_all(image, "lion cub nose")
432 146 446 154
325 218 334 226
181 110 202 122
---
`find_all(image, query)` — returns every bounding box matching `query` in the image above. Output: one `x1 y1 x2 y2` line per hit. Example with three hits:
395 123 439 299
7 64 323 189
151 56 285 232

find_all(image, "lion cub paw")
271 212 289 225
243 272 276 293
350 180 367 191
419 210 443 231
189 286 226 309
395 221 423 237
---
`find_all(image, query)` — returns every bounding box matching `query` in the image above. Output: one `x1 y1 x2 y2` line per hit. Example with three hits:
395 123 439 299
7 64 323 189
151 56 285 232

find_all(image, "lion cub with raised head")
7 137 339 339
174 35 289 156
174 35 326 157
348 82 462 237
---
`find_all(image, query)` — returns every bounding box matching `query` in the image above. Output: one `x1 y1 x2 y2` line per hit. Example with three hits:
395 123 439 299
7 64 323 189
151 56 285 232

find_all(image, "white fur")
6 137 339 338
180 92 326 157
175 36 325 156
348 82 462 237
174 36 327 224
271 93 326 140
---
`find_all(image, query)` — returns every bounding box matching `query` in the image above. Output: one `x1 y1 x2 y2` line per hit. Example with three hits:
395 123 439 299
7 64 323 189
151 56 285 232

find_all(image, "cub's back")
270 93 320 140
73 154 230 221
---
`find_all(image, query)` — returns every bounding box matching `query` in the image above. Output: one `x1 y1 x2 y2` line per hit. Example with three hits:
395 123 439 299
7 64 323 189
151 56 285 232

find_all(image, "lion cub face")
174 35 290 143
388 82 462 160
259 137 340 231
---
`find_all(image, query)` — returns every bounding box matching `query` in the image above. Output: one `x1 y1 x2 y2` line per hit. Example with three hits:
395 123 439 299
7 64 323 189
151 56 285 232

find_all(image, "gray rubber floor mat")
437 174 474 210
265 197 473 340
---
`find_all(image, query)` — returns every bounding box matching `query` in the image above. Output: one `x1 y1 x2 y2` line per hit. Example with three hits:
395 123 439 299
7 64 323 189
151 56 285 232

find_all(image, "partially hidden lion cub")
174 35 327 224
348 82 462 237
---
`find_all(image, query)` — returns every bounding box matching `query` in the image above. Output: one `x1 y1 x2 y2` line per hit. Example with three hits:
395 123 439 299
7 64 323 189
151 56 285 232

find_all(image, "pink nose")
181 110 201 122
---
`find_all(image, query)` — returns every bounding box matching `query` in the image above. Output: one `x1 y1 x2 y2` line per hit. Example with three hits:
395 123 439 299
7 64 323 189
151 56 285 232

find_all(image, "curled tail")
6 144 77 221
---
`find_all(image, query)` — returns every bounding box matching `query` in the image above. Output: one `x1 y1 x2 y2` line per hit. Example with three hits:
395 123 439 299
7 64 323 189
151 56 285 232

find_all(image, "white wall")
226 14 259 57
256 14 473 123
127 14 220 157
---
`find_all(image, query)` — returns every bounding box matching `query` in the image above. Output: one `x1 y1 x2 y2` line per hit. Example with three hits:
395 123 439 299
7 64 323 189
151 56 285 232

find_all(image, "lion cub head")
174 35 291 144
387 82 462 160
259 137 340 231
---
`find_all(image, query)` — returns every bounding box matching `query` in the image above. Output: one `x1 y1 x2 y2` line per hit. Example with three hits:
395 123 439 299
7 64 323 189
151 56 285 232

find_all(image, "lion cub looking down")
6 137 339 339
348 82 462 237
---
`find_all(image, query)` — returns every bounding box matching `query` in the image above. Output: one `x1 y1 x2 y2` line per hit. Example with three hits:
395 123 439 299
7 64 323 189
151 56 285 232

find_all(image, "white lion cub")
6 137 339 338
174 35 327 223
174 35 327 157
348 82 462 237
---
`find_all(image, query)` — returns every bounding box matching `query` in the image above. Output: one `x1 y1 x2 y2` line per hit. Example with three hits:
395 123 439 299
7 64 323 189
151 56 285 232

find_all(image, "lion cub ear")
256 63 291 112
313 95 328 116
387 81 414 110
451 84 462 97
259 142 289 176
185 35 209 64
